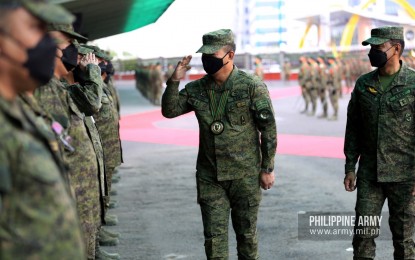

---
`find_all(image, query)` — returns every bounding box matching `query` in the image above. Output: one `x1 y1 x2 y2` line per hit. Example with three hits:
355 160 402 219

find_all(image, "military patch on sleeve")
258 109 272 121
254 99 273 122
255 99 270 111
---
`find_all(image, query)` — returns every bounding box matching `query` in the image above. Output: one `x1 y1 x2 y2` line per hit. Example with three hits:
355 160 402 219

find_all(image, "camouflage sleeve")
161 79 192 118
251 82 277 172
34 79 71 128
107 78 121 116
67 64 103 116
344 88 361 174
0 147 11 213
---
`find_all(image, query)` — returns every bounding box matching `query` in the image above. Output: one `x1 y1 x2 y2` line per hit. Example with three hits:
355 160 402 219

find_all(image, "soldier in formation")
254 55 264 80
135 63 164 105
297 55 372 120
0 1 123 259
283 59 291 81
0 0 85 258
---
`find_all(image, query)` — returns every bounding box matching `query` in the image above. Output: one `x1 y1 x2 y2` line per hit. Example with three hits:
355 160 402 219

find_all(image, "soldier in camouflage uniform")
283 59 291 82
327 57 341 120
162 29 277 260
316 57 328 118
34 23 119 259
344 26 415 260
298 56 311 114
105 59 121 117
254 55 264 80
343 59 353 93
307 57 319 116
0 1 85 258
77 45 123 243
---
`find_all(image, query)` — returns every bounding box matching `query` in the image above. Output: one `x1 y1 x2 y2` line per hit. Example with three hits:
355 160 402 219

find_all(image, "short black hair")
390 39 405 56
223 44 236 53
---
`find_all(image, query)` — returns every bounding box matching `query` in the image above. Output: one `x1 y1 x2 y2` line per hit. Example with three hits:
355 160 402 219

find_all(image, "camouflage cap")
82 44 110 60
196 29 235 54
48 23 88 42
362 26 404 46
0 0 75 24
77 45 93 56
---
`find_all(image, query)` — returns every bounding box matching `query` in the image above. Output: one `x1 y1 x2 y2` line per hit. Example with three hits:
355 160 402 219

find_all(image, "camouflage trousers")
196 174 262 260
328 85 340 117
353 178 415 260
300 84 310 111
306 84 317 114
318 86 327 116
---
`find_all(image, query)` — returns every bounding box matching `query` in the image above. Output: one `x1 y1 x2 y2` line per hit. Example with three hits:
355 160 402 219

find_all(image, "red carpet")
120 86 345 159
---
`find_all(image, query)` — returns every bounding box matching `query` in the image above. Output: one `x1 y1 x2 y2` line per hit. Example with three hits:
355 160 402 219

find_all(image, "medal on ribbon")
210 120 224 135
207 88 229 135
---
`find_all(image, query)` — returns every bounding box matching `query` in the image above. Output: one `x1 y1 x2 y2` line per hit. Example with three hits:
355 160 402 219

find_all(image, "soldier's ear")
395 43 401 54
228 51 235 60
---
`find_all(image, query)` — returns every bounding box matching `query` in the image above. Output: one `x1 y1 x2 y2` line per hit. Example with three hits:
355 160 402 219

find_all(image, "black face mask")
61 43 78 72
73 66 86 86
202 52 229 75
98 61 107 75
106 61 115 75
23 34 56 85
0 29 56 86
368 45 395 68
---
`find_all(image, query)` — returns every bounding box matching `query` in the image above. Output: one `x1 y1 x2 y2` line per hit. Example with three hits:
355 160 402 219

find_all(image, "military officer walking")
344 26 415 259
162 29 277 260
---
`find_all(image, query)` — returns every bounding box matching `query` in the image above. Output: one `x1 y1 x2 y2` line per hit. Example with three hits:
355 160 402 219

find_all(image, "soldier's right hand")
79 53 99 71
170 55 192 81
344 172 356 192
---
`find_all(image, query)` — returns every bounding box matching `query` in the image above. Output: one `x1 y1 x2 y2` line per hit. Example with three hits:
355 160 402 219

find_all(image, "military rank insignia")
368 87 377 94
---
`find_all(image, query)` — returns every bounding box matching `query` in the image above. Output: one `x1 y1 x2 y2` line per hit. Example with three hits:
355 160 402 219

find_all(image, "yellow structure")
299 0 415 53
340 0 415 51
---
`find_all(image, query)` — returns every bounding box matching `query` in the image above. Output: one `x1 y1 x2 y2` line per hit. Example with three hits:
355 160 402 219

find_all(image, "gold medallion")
210 121 224 135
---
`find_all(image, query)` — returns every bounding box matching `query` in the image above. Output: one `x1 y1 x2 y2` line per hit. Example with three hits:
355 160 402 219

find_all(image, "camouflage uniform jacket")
298 63 308 86
17 93 73 193
344 61 415 182
106 77 121 117
61 78 106 222
0 96 85 259
94 83 123 170
34 76 102 244
66 64 103 116
162 67 277 181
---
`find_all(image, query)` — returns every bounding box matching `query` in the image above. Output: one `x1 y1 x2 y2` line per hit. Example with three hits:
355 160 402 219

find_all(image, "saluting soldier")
162 29 277 259
0 1 85 259
34 23 118 259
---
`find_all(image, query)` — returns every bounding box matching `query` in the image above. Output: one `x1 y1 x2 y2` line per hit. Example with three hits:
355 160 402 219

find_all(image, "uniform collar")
204 65 238 91
363 60 408 92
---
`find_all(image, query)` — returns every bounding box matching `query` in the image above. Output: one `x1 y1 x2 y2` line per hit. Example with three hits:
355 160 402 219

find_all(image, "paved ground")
103 79 394 260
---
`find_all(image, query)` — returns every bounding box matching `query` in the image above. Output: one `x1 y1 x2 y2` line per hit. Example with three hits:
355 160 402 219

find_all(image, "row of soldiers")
298 56 372 120
135 63 174 105
0 1 122 259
